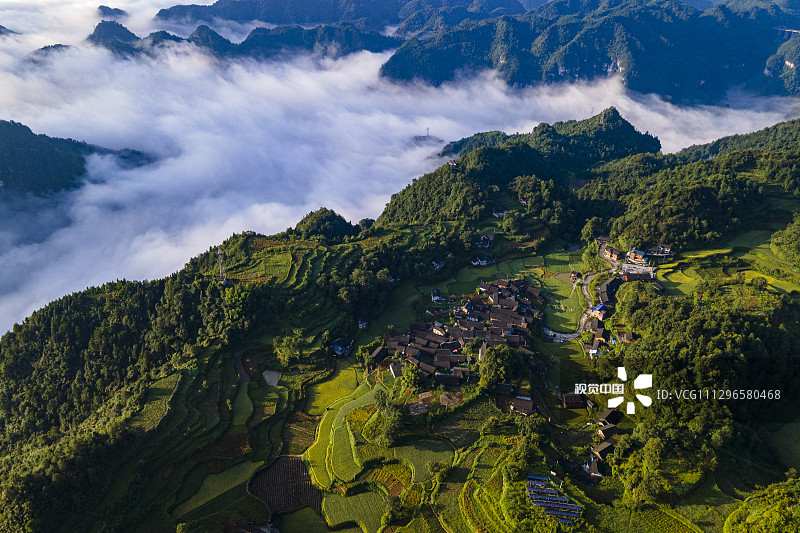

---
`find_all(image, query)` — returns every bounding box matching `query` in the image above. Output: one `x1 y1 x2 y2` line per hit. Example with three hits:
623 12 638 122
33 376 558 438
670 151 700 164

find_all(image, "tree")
582 216 605 242
479 346 524 390
400 364 420 391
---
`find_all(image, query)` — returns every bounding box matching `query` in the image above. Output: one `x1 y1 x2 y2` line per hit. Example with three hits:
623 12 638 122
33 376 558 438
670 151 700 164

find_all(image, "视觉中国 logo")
573 367 652 414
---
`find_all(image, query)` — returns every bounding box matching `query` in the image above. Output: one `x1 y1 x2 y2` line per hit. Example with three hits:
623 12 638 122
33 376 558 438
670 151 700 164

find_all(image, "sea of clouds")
0 0 798 332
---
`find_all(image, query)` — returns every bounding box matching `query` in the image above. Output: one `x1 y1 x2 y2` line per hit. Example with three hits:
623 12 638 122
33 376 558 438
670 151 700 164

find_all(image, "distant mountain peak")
97 5 129 20
89 20 139 44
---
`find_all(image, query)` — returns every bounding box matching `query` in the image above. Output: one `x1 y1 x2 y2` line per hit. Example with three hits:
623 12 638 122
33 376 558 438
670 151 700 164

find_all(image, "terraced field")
172 460 264 518
304 384 371 489
250 456 322 513
323 490 385 533
305 359 361 416
392 438 455 483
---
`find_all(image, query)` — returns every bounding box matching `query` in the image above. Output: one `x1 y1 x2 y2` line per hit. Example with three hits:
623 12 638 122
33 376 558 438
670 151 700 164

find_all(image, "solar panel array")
527 485 558 495
526 476 583 523
527 493 570 503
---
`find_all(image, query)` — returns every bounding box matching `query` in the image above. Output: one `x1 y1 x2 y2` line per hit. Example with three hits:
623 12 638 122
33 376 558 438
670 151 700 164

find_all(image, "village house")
598 424 618 440
331 337 353 357
370 346 388 366
418 391 435 403
439 391 460 408
496 383 515 396
599 408 622 426
408 402 428 416
603 247 623 262
562 393 584 409
511 396 536 416
592 441 615 461
627 248 647 263
390 362 405 379
588 304 607 320
623 271 653 283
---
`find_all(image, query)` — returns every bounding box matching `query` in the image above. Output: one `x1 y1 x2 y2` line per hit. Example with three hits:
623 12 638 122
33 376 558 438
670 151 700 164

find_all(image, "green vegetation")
305 359 361 416
0 119 146 194
90 19 400 60
172 461 263 518
392 438 455 483
231 382 253 425
724 479 800 532
131 372 181 431
772 212 800 266
278 507 361 533
322 490 385 532
538 272 584 332
379 0 797 104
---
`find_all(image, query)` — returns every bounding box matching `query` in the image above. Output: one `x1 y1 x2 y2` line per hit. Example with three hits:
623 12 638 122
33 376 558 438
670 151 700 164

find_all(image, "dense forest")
609 281 800 505
0 121 146 195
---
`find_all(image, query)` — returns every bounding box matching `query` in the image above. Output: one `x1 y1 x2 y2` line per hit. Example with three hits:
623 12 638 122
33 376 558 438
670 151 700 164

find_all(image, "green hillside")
4 109 800 532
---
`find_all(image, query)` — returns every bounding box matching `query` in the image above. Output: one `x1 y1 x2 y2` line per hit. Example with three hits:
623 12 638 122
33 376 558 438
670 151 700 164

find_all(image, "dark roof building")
562 393 584 409
511 397 536 415
434 372 461 387
592 441 615 461
598 424 618 440
390 362 405 379
370 346 388 366
599 408 621 426
496 383 515 396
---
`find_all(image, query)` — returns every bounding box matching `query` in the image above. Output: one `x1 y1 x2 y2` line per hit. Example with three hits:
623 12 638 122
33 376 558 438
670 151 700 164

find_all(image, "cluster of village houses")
367 278 546 415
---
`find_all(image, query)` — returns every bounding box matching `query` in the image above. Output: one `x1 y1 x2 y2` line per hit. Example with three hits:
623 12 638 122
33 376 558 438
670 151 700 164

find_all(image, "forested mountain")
88 20 400 59
441 107 660 163
6 109 800 531
380 108 658 225
0 120 147 195
381 0 800 103
151 0 800 102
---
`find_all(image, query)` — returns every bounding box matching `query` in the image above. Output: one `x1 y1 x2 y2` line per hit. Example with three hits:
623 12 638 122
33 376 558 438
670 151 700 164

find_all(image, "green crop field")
304 383 371 488
544 250 585 274
658 265 702 295
538 339 590 392
329 384 388 482
279 507 361 533
590 504 700 533
232 382 253 425
392 438 455 482
131 373 181 431
172 460 263 518
538 273 584 332
305 359 361 416
434 397 502 449
330 424 360 481
433 449 478 533
682 248 732 259
323 490 385 533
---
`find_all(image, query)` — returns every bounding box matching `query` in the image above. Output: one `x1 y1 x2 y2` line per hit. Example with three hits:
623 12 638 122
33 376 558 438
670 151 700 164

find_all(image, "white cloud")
0 1 797 332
